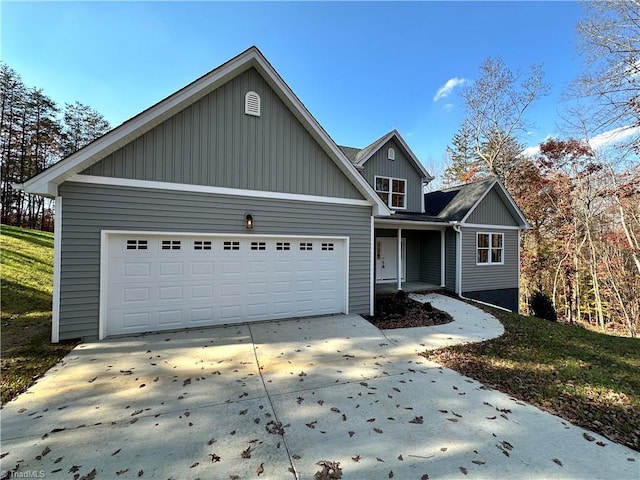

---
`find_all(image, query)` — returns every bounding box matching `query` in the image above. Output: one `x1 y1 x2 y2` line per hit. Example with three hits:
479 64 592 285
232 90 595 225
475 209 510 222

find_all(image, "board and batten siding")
419 230 441 284
82 68 363 201
460 227 519 293
57 182 372 341
444 227 457 291
466 187 519 226
360 140 424 212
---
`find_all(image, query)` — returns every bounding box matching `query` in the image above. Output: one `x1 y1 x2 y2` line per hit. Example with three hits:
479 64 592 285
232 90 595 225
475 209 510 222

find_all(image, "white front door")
375 237 406 282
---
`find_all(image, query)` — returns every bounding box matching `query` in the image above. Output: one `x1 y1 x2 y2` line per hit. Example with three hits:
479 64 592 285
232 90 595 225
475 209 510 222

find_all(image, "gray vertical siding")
445 227 457 291
404 231 420 282
82 68 363 201
466 187 519 226
361 140 424 212
460 227 519 292
419 230 441 284
58 182 372 341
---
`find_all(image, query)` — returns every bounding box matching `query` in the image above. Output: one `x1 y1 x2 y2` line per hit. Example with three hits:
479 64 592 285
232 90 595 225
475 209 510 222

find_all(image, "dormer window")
387 147 395 161
375 175 406 209
245 91 261 117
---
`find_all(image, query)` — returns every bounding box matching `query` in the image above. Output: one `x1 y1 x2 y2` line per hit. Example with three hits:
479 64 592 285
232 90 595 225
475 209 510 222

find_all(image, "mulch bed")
363 292 453 329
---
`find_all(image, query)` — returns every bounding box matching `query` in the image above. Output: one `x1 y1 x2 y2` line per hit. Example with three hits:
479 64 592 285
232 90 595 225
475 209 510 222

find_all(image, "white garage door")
103 233 347 337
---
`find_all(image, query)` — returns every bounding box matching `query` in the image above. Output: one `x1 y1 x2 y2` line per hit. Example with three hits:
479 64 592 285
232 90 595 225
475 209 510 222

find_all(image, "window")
194 240 212 250
126 239 148 250
161 240 181 250
223 241 240 251
375 176 406 209
299 242 313 251
477 233 503 265
250 241 266 251
245 91 261 117
276 242 290 251
321 242 334 251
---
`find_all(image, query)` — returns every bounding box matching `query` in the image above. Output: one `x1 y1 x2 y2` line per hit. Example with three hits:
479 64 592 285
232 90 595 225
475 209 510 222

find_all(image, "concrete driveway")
1 294 638 479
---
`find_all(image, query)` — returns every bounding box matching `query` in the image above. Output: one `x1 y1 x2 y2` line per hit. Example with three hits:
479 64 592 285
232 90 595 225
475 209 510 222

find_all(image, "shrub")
529 290 557 322
422 301 433 312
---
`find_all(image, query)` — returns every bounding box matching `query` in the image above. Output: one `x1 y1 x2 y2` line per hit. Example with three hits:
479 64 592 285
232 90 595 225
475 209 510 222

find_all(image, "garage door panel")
105 234 347 337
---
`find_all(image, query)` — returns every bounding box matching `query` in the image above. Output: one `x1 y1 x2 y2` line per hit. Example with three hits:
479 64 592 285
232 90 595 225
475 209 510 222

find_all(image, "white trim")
459 178 530 228
355 130 434 181
458 222 522 231
370 216 375 316
51 196 62 343
397 228 402 291
22 47 391 216
453 223 462 295
420 182 425 213
99 230 349 339
475 232 505 266
375 219 447 230
70 174 373 207
440 229 446 287
374 175 407 210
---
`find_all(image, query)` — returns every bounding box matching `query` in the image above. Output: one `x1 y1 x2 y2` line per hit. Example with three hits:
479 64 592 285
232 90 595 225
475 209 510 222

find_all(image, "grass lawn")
1 225 77 404
424 306 640 452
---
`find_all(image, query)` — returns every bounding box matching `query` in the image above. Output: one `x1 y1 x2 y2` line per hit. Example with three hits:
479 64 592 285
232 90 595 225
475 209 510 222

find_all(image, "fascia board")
23 48 260 194
459 177 530 229
356 130 433 181
250 55 391 215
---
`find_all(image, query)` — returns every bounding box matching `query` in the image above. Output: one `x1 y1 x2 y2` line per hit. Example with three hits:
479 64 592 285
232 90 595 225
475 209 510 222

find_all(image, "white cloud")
522 145 540 158
433 77 466 102
443 103 454 112
588 125 640 150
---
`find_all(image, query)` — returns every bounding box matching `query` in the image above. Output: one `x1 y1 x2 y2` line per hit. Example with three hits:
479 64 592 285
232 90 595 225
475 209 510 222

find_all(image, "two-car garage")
101 232 348 338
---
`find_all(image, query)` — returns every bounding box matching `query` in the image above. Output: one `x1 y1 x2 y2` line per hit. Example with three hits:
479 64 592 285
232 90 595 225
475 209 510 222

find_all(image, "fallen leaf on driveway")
373 428 383 434
256 463 264 476
553 458 563 466
351 455 360 462
459 466 468 475
409 416 423 424
583 433 595 442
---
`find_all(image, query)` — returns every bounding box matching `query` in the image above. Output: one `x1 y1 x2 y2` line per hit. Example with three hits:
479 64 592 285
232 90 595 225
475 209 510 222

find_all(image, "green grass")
1 225 76 404
425 307 640 451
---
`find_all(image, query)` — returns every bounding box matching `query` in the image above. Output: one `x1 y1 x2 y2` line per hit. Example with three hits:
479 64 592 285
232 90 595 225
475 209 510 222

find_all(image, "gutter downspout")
451 221 512 313
452 222 462 296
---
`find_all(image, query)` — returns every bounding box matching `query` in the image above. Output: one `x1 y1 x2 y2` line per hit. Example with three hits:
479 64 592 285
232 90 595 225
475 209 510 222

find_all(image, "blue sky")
2 1 586 177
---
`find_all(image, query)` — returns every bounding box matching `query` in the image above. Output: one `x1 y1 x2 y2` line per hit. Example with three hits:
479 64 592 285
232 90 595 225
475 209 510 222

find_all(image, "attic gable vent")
387 147 395 160
245 91 261 117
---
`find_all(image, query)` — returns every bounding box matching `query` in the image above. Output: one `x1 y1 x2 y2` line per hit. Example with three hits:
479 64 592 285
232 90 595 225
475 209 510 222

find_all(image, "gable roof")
19 47 391 215
339 130 434 180
424 177 529 227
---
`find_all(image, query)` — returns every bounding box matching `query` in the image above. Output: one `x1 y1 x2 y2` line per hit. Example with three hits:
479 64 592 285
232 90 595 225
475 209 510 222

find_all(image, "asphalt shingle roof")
424 178 496 222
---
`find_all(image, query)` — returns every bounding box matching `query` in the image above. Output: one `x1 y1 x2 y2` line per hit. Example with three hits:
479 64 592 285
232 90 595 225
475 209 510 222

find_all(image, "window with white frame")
375 176 406 209
476 233 503 265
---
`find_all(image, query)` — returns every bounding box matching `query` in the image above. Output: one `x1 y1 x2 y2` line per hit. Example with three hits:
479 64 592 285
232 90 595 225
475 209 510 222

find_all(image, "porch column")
397 228 402 291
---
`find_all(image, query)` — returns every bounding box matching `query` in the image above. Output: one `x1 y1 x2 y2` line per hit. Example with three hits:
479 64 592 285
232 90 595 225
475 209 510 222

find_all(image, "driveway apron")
1 295 638 479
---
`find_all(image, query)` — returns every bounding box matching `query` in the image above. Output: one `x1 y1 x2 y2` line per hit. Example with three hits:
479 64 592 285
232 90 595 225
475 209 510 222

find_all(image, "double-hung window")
477 233 504 265
375 176 406 209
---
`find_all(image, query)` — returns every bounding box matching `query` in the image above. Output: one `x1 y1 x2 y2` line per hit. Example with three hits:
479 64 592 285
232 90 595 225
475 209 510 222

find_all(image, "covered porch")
374 215 450 293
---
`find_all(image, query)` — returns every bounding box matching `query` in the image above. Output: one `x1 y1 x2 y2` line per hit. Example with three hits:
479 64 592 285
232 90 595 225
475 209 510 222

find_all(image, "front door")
375 237 406 282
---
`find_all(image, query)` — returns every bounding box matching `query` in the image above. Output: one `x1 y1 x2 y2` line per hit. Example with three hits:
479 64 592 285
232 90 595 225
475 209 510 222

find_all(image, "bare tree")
459 57 549 181
574 0 640 152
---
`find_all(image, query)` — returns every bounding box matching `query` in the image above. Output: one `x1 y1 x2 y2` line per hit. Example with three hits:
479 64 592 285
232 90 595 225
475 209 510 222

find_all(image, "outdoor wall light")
245 214 253 229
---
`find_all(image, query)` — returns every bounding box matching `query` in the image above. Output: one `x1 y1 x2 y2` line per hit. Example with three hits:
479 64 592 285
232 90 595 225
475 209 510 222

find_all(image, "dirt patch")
363 291 453 329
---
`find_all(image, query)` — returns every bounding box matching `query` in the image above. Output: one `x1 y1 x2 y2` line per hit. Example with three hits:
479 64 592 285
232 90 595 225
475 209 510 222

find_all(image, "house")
19 47 529 342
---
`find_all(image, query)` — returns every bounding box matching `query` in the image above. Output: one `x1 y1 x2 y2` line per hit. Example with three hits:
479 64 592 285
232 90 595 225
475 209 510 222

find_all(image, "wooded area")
0 63 109 230
444 1 640 336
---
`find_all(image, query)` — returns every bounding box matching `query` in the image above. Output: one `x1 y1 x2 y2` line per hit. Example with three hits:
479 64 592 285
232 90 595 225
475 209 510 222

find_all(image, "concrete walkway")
1 295 638 479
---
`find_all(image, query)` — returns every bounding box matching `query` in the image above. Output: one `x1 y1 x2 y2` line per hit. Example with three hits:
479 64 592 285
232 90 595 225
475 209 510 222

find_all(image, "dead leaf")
596 441 606 447
459 466 468 475
116 469 129 476
373 428 383 434
241 446 252 459
209 453 221 462
388 471 394 478
447 418 458 422
366 418 376 422
409 416 423 424
376 457 385 462
452 411 462 418
397 454 403 461
348 431 355 437
351 455 360 462
583 433 595 442
306 421 317 429
190 462 199 468
69 466 80 473
239 409 248 415
440 447 448 452
257 463 264 476
421 475 429 480
111 449 121 456
472 460 485 465
553 458 563 466
79 469 97 480
292 454 301 459
330 407 340 413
